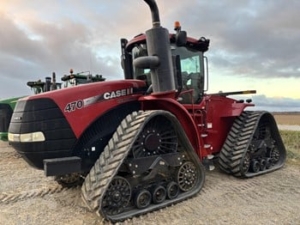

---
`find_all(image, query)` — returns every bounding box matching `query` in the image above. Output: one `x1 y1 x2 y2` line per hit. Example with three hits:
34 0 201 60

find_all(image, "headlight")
8 132 45 142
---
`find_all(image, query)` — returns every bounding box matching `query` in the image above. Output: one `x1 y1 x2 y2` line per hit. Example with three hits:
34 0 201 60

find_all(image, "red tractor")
8 0 286 222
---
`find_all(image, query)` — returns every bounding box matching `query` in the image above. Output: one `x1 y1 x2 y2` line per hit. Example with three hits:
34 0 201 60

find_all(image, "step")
207 154 214 159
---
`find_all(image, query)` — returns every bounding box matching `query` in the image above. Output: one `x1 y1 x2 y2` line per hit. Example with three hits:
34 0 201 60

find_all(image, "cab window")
131 44 204 103
172 46 204 103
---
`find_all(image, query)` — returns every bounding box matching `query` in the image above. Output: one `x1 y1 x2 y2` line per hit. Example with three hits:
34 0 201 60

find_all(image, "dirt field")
273 113 300 125
1 141 300 225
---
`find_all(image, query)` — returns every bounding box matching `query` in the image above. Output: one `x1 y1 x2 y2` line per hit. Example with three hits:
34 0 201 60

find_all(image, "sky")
0 0 299 112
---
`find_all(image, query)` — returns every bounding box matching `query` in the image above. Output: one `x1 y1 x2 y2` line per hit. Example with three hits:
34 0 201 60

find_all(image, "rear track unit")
218 111 286 178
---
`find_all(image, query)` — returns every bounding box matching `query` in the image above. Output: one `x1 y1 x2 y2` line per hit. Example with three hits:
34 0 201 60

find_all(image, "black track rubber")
81 110 205 222
218 111 286 178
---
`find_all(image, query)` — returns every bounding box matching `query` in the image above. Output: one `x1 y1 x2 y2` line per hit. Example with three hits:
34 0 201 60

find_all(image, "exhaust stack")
45 77 51 92
52 72 57 90
135 0 175 93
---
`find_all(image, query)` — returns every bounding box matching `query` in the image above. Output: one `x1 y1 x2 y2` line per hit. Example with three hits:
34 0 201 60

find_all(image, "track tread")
218 111 286 178
82 111 158 214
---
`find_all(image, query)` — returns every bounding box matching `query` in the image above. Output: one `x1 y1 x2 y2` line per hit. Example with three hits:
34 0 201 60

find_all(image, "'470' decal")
64 100 83 112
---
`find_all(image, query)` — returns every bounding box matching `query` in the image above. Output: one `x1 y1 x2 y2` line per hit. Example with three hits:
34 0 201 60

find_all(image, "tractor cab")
27 76 62 94
61 69 106 88
121 22 210 104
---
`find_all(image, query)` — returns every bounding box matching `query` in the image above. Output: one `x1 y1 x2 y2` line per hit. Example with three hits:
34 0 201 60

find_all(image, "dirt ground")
273 113 300 126
1 141 300 225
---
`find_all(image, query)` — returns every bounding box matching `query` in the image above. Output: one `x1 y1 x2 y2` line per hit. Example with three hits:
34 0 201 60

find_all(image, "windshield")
32 86 43 94
64 78 89 88
31 83 62 94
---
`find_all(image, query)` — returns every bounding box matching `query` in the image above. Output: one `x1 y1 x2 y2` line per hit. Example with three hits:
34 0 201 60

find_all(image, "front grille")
9 98 76 169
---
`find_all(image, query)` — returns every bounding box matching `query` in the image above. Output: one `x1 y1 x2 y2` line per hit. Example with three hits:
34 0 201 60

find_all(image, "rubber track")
218 111 259 175
81 110 205 222
81 111 152 211
218 111 285 178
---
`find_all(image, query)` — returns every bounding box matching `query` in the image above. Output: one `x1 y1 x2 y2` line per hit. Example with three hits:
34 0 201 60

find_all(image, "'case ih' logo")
64 88 133 113
103 88 132 100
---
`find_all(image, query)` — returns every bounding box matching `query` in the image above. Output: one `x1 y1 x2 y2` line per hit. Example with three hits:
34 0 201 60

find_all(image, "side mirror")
173 55 183 98
176 30 187 47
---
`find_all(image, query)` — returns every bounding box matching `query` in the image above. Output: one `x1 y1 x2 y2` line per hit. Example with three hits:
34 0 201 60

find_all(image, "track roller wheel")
270 147 280 165
177 161 198 192
101 176 131 216
167 181 179 199
152 185 167 204
266 158 272 169
134 189 151 209
250 160 260 173
259 158 267 171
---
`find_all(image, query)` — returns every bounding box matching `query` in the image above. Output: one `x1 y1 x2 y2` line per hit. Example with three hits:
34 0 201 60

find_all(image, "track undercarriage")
218 111 286 178
81 110 205 222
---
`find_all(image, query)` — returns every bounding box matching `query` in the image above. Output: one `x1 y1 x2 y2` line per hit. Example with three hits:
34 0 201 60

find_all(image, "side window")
181 55 200 74
76 78 89 85
181 55 203 92
174 47 204 103
33 87 43 94
132 45 151 86
64 78 76 88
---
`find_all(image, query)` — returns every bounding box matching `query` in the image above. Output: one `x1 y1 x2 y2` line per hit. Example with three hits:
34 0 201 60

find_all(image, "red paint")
26 80 146 138
140 92 254 160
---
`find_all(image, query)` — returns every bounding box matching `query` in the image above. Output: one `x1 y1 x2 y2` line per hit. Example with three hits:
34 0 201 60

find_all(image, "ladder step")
204 144 211 148
201 133 208 138
207 154 214 159
209 164 215 171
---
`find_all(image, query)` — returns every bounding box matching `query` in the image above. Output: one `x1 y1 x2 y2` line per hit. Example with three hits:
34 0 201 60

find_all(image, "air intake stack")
134 0 175 93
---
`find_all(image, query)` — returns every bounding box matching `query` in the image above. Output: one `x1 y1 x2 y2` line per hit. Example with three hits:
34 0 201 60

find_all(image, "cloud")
252 95 300 112
0 9 123 98
0 0 299 111
163 0 300 79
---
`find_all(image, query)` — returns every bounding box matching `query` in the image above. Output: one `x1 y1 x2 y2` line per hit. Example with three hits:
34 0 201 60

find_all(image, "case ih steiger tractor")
8 0 286 222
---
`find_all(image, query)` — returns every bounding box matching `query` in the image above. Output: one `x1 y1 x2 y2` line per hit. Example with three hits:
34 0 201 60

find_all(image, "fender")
139 95 204 158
